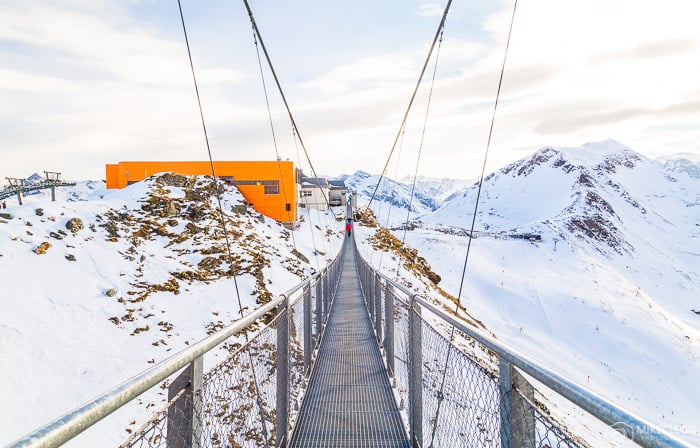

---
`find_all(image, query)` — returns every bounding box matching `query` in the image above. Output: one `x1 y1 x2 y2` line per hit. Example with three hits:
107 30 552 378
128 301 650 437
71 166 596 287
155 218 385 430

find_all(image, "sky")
1 0 699 183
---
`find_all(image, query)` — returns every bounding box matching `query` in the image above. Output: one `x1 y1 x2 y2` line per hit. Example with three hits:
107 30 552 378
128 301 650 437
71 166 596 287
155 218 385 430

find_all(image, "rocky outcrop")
66 218 84 233
33 242 51 255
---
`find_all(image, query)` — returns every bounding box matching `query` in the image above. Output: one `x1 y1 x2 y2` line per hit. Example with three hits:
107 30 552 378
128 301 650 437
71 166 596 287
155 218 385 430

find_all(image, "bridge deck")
290 241 409 447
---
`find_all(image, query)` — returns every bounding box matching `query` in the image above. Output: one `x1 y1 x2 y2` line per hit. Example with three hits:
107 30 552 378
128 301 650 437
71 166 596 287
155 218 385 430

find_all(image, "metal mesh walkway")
289 242 409 447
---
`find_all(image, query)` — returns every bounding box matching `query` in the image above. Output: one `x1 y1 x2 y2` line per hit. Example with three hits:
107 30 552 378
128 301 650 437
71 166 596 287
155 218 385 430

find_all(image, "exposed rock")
102 221 120 239
65 254 77 262
155 173 190 188
355 208 378 227
231 204 247 215
66 218 84 233
0 213 13 220
49 232 63 240
33 242 51 255
184 205 205 221
130 325 150 336
290 248 310 264
185 222 202 234
142 196 180 218
105 288 117 297
35 208 44 216
165 200 179 217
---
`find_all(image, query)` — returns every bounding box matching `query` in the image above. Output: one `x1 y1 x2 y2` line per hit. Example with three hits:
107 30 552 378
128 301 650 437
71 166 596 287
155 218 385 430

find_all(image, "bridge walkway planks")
289 241 409 447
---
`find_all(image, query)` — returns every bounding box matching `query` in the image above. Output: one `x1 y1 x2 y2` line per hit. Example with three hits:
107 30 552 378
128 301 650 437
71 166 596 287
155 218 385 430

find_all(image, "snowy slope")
374 140 700 444
0 175 343 446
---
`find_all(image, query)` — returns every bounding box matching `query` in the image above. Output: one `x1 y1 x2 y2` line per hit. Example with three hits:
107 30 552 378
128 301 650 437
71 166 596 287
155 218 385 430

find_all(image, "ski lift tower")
5 178 26 205
44 171 63 201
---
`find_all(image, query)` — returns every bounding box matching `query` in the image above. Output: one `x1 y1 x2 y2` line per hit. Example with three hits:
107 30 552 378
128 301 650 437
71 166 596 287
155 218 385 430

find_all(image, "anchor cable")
367 0 452 210
177 2 271 445
241 0 331 210
427 2 518 446
251 26 298 248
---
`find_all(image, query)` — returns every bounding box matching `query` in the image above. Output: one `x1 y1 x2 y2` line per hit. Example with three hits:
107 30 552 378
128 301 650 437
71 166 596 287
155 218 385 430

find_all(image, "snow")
355 140 700 445
2 140 699 446
0 176 344 446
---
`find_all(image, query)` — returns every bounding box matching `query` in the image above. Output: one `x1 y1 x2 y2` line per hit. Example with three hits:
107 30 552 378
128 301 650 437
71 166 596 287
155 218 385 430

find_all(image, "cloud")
417 3 446 18
591 38 698 64
532 98 700 135
2 0 700 182
0 1 258 180
534 106 650 135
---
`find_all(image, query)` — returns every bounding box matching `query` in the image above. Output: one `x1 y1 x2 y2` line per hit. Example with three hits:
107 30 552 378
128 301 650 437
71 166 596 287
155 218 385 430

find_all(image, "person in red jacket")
345 220 352 237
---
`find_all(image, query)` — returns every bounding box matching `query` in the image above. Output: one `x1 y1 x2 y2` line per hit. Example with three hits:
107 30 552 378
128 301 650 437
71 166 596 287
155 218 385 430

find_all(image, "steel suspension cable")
250 26 298 249
377 126 406 273
292 127 323 268
367 0 452 210
177 2 271 445
401 29 444 247
427 2 518 446
176 0 244 317
241 0 331 210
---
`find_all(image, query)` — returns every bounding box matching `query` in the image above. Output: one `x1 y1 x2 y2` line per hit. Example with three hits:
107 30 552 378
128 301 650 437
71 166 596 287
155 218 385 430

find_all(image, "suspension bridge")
4 0 696 447
6 220 692 448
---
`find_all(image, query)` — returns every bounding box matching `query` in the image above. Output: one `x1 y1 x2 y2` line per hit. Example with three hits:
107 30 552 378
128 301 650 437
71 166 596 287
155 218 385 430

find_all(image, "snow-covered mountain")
0 174 343 446
399 174 474 205
660 154 700 180
395 139 700 444
337 170 471 225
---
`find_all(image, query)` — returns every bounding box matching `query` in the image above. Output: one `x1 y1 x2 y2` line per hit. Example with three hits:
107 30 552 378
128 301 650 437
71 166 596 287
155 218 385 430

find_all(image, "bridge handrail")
411 295 692 448
7 249 343 448
7 296 285 448
353 242 693 448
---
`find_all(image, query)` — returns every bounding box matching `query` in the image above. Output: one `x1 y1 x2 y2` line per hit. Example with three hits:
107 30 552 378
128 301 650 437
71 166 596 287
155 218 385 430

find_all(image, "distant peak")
495 140 646 180
353 169 371 177
582 138 632 153
657 152 700 164
555 139 644 170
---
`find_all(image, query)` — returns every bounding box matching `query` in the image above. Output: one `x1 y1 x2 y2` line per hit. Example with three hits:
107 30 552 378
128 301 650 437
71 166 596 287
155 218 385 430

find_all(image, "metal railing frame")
353 238 693 448
6 242 346 448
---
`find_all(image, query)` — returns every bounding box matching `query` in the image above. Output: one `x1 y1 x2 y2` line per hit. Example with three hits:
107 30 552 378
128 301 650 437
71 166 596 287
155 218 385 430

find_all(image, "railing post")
361 262 367 296
276 298 289 448
323 269 330 317
374 273 382 344
408 295 422 447
303 282 312 375
499 359 536 448
167 357 203 448
369 268 375 321
315 275 323 340
385 283 394 377
330 260 335 291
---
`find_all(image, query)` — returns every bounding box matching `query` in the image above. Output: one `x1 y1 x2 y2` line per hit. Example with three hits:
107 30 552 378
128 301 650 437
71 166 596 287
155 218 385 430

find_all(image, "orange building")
106 161 296 222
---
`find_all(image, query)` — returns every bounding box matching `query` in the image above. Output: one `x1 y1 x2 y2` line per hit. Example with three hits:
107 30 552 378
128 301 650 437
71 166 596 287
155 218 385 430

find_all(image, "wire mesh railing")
354 240 694 448
7 243 345 448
